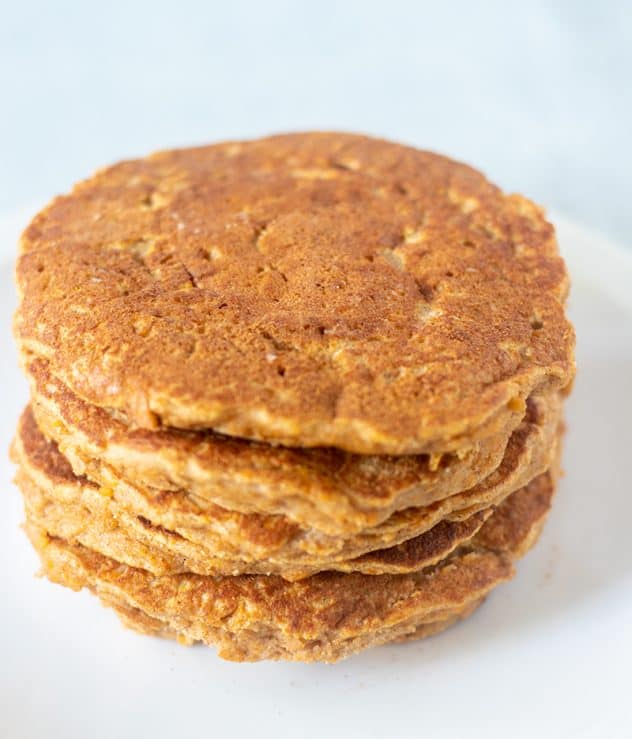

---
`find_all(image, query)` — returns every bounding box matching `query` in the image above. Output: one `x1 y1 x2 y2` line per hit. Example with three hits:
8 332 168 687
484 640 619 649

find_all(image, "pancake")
16 467 490 579
23 466 555 662
15 132 575 454
26 357 521 532
13 412 486 578
27 359 561 536
108 595 485 652
17 383 561 577
13 405 559 579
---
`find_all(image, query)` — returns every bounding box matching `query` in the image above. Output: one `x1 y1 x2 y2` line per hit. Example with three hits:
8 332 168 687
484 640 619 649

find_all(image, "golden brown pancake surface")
23 463 554 662
15 132 574 453
13 404 558 582
27 359 561 535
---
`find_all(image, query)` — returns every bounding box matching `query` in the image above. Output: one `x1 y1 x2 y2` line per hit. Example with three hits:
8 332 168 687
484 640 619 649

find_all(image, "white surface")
1 210 631 739
2 0 632 248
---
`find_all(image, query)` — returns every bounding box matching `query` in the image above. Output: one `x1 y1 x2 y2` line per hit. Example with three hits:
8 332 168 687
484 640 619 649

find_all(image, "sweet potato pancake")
15 133 574 453
11 132 575 662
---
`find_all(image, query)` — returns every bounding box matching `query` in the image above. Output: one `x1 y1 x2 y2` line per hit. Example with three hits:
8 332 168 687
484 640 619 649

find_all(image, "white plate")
1 210 631 739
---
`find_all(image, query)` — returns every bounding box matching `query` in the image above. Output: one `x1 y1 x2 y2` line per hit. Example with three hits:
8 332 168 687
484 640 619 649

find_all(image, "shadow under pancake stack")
11 133 575 662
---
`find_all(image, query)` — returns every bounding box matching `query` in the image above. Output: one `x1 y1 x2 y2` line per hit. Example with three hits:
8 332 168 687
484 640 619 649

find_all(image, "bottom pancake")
22 468 555 662
108 590 485 650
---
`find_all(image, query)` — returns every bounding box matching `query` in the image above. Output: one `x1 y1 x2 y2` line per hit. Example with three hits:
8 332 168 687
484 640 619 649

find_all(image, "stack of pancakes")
11 133 575 662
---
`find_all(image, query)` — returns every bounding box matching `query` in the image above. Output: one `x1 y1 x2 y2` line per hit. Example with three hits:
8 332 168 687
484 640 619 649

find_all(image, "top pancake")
15 132 575 453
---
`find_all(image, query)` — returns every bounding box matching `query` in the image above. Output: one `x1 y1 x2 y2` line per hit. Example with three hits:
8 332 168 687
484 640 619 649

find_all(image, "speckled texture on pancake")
15 408 499 578
20 385 561 576
28 361 561 535
108 595 485 652
15 403 560 577
15 132 575 454
25 529 513 663
26 357 520 530
23 465 554 662
17 468 491 579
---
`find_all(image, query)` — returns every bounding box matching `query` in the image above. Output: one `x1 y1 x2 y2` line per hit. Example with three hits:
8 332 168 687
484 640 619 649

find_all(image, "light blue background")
2 0 630 246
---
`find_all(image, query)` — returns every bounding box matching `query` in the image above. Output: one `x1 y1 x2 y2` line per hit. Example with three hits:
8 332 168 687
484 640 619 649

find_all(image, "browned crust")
27 361 562 535
16 419 558 662
109 595 485 651
26 357 517 526
13 403 560 577
15 464 490 579
15 132 575 453
25 523 516 662
24 458 552 664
